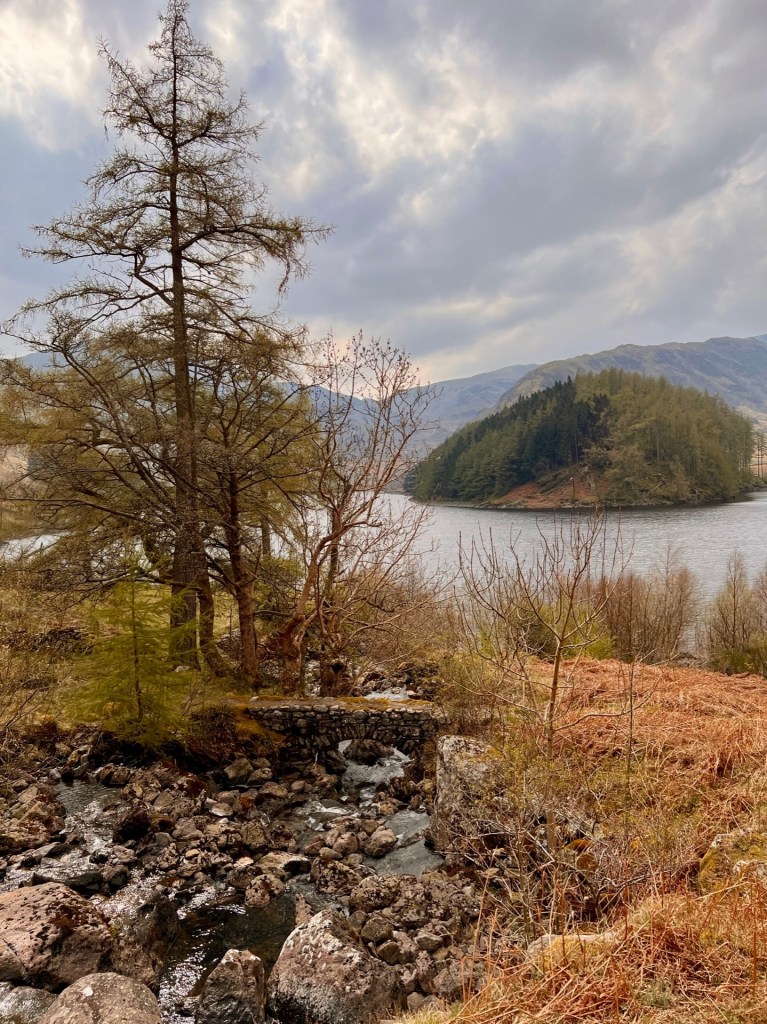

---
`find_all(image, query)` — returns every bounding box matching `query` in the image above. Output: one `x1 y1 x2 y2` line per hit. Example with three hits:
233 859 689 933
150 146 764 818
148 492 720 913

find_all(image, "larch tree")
3 0 326 664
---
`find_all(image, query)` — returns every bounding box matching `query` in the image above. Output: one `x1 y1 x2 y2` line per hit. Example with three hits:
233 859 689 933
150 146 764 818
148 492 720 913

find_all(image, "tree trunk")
197 566 229 677
168 51 202 664
235 579 259 686
280 623 305 695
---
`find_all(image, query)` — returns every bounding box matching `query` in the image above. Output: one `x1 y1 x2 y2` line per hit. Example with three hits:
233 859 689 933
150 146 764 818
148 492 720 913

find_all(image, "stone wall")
245 698 444 758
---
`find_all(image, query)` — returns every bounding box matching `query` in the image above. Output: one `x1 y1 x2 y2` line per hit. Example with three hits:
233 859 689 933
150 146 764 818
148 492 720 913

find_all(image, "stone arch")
246 698 443 761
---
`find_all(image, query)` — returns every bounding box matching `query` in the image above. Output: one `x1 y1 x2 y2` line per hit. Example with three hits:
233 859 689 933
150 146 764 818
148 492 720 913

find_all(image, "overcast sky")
2 0 767 383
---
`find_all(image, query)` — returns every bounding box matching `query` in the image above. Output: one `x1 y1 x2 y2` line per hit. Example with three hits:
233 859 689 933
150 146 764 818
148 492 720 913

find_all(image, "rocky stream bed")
0 683 498 1024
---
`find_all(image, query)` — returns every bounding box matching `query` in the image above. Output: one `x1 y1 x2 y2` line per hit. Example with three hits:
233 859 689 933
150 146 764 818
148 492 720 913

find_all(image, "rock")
309 858 367 896
0 883 112 991
432 736 509 854
331 832 359 857
113 806 154 844
257 852 311 879
0 786 65 854
0 981 56 1021
244 873 285 908
196 949 265 1024
406 992 426 1012
38 973 161 1024
413 950 436 990
320 750 348 775
317 846 341 862
268 910 405 1024
239 823 269 854
349 875 403 913
362 827 397 859
107 895 180 990
377 940 403 965
223 758 254 785
207 802 233 818
94 764 132 787
415 930 443 953
344 739 394 765
699 829 767 891
255 783 289 803
432 962 464 1000
360 916 393 944
391 930 419 964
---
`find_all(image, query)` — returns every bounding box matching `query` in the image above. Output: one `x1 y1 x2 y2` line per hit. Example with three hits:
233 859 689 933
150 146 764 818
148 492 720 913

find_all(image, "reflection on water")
159 895 295 1022
385 491 767 600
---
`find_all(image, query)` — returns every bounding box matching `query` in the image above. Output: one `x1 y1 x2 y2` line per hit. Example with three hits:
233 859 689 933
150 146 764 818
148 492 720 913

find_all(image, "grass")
395 659 767 1024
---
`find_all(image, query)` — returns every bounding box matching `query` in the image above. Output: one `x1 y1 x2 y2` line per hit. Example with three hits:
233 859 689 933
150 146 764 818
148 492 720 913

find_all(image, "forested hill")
409 370 755 506
495 335 767 428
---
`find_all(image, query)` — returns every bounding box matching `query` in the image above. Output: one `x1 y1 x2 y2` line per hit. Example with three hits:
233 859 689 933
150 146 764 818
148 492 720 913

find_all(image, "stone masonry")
245 697 444 758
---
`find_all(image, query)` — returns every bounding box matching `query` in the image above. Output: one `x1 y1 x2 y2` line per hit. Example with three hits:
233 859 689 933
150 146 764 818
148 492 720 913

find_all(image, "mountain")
406 363 537 453
494 336 767 427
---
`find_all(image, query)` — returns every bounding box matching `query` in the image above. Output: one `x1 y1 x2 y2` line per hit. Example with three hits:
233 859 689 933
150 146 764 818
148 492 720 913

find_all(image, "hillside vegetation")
409 370 755 505
496 334 767 428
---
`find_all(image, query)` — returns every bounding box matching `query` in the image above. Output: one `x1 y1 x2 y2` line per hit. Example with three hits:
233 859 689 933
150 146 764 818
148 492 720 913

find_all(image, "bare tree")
457 514 624 759
277 334 433 693
596 545 698 663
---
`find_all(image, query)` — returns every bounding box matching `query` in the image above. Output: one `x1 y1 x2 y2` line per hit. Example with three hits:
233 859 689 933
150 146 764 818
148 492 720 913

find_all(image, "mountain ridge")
494 335 767 428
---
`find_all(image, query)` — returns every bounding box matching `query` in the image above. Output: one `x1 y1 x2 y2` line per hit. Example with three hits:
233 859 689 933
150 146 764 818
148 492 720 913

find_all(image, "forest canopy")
409 369 755 505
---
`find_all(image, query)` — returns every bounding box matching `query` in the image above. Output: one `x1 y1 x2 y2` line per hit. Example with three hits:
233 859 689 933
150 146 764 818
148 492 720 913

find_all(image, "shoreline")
405 486 764 514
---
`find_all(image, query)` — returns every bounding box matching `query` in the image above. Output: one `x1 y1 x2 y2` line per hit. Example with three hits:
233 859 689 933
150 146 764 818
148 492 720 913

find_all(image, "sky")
2 0 767 385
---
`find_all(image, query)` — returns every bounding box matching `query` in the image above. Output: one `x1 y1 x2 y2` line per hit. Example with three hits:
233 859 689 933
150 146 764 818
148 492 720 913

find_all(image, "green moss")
698 830 767 892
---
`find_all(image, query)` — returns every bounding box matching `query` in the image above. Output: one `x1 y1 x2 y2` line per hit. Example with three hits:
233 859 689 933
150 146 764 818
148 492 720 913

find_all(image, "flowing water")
48 738 441 1024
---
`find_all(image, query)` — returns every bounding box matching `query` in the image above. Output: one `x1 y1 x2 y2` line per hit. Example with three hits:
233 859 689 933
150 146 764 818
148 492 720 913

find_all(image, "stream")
9 736 443 1023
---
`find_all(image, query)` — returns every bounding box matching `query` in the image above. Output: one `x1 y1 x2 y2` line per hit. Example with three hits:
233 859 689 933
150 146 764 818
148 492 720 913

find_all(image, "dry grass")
436 882 767 1023
398 660 767 1024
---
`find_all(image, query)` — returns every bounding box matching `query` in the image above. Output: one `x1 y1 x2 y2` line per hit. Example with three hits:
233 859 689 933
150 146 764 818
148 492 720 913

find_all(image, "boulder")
268 910 405 1024
244 873 285 908
309 857 367 896
195 949 265 1024
257 851 311 879
432 736 509 854
349 874 403 913
0 785 65 855
362 827 398 859
106 894 180 990
0 883 112 991
39 973 161 1024
0 981 56 1022
223 758 254 786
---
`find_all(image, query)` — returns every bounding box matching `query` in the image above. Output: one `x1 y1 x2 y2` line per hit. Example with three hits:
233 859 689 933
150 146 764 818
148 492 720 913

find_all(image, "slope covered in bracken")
403 661 767 1024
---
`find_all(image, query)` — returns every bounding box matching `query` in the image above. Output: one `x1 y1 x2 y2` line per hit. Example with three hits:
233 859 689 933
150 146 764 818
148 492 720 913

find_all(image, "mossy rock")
525 931 616 973
698 829 767 892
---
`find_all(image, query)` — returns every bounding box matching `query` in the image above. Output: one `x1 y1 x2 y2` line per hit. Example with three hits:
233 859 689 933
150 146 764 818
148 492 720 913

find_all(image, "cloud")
3 0 767 376
0 0 103 147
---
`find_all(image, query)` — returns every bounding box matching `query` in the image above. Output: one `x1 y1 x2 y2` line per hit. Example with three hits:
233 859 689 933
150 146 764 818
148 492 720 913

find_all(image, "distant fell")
407 362 537 452
496 335 767 427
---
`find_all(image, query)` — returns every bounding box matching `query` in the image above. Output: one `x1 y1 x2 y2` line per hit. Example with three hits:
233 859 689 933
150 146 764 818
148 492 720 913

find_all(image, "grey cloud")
3 0 767 376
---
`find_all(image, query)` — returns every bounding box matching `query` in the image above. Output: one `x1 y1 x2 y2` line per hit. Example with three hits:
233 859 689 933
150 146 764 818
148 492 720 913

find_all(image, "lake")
386 491 767 600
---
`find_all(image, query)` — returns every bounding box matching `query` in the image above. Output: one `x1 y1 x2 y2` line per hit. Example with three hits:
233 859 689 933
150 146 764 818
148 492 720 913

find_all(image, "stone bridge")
245 697 445 759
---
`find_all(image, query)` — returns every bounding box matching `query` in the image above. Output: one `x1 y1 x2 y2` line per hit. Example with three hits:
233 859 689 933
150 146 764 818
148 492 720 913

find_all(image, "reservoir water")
387 490 767 600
